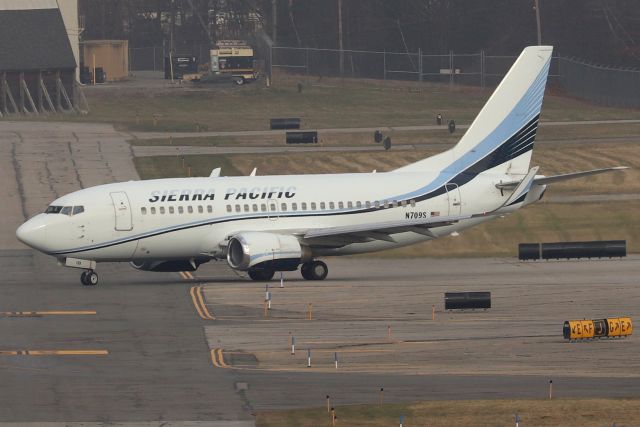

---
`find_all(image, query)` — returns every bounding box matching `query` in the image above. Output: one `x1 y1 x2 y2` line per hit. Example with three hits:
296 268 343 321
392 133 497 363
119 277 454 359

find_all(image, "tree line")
79 0 639 66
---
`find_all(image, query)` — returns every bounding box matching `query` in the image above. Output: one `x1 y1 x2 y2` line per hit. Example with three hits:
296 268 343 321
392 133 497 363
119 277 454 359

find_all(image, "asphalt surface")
1 121 639 425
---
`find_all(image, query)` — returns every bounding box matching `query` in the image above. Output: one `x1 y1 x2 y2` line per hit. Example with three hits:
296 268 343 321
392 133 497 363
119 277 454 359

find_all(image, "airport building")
0 0 83 115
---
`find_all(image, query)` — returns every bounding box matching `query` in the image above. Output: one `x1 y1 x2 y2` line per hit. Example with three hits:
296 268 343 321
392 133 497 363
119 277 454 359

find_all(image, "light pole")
534 0 542 45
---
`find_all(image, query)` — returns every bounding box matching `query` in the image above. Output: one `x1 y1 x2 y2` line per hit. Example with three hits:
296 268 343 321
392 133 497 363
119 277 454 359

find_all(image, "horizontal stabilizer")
496 166 629 190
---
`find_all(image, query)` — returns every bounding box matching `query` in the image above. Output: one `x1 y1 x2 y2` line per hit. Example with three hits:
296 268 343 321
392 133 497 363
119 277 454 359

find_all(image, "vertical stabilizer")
451 46 552 175
396 46 552 175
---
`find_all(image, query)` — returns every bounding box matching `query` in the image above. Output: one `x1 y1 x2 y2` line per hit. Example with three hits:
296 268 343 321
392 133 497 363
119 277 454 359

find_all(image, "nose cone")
16 214 48 251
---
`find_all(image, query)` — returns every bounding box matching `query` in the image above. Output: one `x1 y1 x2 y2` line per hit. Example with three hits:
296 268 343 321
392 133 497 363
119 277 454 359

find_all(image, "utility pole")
338 0 343 76
272 0 277 44
534 0 542 45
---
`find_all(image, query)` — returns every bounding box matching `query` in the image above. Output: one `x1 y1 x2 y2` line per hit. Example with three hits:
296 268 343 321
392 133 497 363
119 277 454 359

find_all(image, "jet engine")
226 232 310 271
130 258 209 272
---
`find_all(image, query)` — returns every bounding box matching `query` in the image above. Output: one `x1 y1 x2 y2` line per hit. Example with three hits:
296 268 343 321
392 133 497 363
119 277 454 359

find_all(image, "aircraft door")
110 191 133 231
445 183 462 215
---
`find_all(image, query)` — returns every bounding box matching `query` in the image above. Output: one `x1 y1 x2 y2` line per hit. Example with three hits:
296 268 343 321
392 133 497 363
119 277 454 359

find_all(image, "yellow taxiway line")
189 286 215 320
210 348 229 368
0 349 108 356
179 271 195 280
1 310 97 317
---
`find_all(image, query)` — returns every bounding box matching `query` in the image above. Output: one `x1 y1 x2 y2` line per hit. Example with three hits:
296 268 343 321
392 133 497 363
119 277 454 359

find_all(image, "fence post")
269 45 274 85
383 50 386 80
153 47 156 72
449 50 454 89
418 48 423 83
306 47 309 76
480 50 485 89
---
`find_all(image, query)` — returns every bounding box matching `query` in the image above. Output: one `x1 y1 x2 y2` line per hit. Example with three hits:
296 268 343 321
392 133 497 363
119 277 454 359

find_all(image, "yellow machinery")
563 317 632 340
210 40 257 85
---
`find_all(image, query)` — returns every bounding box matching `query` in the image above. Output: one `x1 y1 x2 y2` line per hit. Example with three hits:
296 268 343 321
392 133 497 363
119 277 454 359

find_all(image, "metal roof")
0 0 58 10
0 8 76 71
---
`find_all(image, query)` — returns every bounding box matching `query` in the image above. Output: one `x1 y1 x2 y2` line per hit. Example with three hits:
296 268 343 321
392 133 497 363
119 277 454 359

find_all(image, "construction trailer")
210 40 258 85
0 0 84 115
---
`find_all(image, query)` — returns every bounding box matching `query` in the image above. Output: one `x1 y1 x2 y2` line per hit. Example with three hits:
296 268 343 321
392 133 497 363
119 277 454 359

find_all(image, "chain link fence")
558 57 640 108
270 46 640 108
130 42 640 108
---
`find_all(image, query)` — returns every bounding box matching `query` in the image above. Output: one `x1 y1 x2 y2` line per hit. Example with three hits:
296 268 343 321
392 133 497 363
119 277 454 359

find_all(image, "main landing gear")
246 260 329 281
80 270 98 286
300 260 328 281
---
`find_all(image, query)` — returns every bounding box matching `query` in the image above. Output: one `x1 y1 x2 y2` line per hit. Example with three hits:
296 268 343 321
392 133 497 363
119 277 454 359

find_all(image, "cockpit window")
72 206 84 215
60 206 72 216
45 205 63 214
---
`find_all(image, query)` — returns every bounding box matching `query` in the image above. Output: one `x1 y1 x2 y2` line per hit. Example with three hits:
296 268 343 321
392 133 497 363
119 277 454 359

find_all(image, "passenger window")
383 200 389 208
393 200 399 207
188 206 193 214
338 202 344 209
207 205 213 213
410 199 416 207
329 202 335 209
311 202 317 210
60 206 72 216
141 207 147 215
374 201 380 209
269 203 276 211
169 206 175 214
281 203 287 211
72 206 84 215
356 201 362 208
261 204 267 211
347 201 353 208
301 202 307 210
159 206 165 214
151 207 156 214
292 203 297 211
320 202 326 210
366 201 371 208
252 204 258 212
226 205 232 213
401 200 407 207
235 205 241 212
198 206 204 214
243 204 249 212
178 206 184 214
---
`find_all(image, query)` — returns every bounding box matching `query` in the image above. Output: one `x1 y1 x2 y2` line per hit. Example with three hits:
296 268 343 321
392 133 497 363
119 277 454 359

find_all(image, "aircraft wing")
495 166 629 190
301 213 473 247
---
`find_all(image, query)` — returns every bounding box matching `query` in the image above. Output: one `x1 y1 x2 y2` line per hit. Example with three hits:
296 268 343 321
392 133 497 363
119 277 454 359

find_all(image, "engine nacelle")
130 258 208 272
227 232 309 271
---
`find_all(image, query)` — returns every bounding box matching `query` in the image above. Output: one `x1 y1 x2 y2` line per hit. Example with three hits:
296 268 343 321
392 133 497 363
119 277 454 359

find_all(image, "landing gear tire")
81 270 98 286
248 267 275 281
301 260 328 281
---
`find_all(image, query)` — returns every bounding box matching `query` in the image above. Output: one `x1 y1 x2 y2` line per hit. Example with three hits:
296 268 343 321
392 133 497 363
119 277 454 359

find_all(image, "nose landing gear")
300 260 328 281
80 270 98 286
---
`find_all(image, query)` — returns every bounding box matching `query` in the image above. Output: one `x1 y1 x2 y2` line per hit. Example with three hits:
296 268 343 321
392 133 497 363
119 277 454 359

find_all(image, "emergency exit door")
110 192 133 231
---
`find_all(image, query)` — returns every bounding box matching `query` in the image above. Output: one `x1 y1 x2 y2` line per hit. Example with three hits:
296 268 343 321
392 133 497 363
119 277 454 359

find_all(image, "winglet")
210 167 221 178
250 167 257 177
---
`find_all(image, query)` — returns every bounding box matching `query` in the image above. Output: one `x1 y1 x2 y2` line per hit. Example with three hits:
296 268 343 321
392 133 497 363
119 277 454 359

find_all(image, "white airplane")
16 46 628 286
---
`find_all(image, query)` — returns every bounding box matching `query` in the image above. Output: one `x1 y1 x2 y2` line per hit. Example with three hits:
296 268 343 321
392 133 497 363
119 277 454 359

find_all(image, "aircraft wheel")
301 261 328 281
248 267 274 281
300 262 313 280
82 270 98 286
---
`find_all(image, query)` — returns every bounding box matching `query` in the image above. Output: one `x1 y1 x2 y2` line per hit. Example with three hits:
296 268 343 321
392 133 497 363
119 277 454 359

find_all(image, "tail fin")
396 46 553 176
